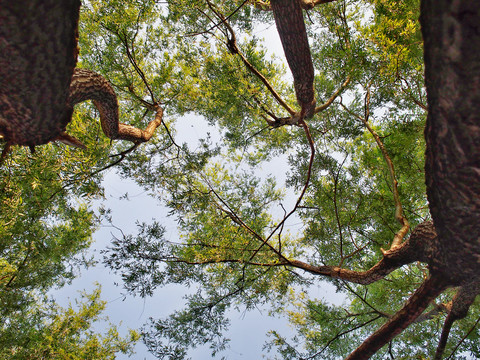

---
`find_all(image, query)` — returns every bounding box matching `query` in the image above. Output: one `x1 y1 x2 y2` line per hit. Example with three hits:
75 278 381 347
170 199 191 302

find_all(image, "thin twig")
120 30 156 105
340 85 409 251
204 0 295 115
305 314 383 359
250 119 315 260
202 174 288 262
333 155 348 266
445 315 480 360
187 0 249 37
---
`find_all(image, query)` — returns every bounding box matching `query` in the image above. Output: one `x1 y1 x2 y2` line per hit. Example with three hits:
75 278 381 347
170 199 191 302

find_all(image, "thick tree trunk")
0 0 80 147
345 2 480 358
421 0 480 282
270 0 316 118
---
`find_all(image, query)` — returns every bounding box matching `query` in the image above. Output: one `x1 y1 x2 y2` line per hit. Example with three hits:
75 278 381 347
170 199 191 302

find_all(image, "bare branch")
201 0 249 35
119 31 157 105
286 221 436 284
414 301 450 323
332 155 348 265
345 275 449 360
445 315 480 360
201 174 288 262
202 0 295 116
306 314 383 359
314 76 351 114
226 27 296 115
267 76 351 128
343 281 390 318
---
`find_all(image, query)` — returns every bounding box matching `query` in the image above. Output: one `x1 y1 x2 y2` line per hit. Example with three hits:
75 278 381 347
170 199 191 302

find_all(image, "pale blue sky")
51 111 344 359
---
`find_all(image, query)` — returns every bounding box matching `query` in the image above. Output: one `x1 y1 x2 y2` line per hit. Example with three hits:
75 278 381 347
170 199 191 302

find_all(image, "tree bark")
288 221 438 284
421 0 480 283
270 0 316 118
0 0 80 147
345 1 480 357
434 281 480 359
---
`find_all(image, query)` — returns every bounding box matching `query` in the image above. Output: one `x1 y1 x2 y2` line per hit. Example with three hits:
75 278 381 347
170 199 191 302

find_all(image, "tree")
2 0 480 359
0 285 140 359
0 4 147 350
0 1 160 356
0 106 141 357
91 0 480 358
0 0 162 158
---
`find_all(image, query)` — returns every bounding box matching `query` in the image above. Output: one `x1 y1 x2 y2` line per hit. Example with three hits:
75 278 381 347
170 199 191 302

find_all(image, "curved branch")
314 76 351 114
69 69 163 143
364 85 409 250
267 75 350 128
221 18 296 115
120 31 157 105
287 221 436 284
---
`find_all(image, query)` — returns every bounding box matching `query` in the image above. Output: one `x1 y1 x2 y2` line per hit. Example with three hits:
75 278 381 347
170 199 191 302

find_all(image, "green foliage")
144 292 230 359
2 0 479 359
0 120 102 315
0 286 140 359
0 73 140 358
81 0 478 358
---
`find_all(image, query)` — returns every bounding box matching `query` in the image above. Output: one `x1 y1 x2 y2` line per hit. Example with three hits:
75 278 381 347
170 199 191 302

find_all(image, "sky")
50 16 347 360
51 116 344 359
52 172 293 360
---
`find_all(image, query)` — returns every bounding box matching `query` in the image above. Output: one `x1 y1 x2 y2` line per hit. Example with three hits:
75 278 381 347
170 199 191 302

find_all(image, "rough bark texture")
270 0 316 118
1 0 479 357
0 0 80 147
288 221 439 285
69 69 163 143
434 281 480 359
421 0 480 283
0 0 162 151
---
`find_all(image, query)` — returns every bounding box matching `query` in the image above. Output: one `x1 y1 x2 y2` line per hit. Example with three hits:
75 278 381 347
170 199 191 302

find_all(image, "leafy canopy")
79 0 479 358
2 0 479 359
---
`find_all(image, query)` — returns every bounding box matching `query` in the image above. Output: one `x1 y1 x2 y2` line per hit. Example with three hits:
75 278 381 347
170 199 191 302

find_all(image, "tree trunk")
421 0 480 282
0 0 80 147
270 0 316 118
